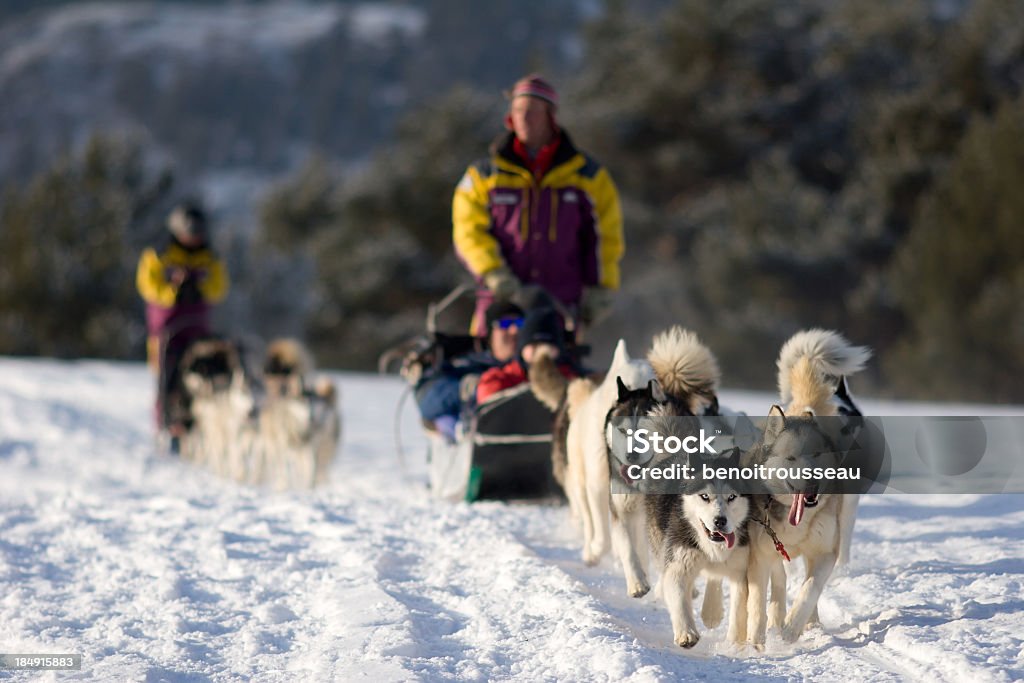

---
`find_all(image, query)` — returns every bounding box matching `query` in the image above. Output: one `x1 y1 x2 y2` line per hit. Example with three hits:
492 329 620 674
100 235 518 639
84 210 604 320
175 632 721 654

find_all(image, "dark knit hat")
507 74 559 109
516 307 564 355
485 300 525 330
167 203 208 240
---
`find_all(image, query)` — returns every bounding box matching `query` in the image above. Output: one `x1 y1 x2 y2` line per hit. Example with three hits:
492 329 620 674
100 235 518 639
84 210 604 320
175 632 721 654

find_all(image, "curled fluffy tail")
777 329 871 415
313 377 337 407
528 353 569 412
265 338 314 378
566 377 596 420
646 326 720 408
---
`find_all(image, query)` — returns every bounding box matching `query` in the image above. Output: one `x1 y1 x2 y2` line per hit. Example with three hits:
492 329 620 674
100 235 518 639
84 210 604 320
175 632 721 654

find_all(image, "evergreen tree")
888 94 1024 401
0 135 174 358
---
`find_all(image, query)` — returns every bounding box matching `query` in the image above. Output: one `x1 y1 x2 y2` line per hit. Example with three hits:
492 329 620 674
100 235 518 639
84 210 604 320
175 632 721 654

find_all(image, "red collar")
513 134 561 180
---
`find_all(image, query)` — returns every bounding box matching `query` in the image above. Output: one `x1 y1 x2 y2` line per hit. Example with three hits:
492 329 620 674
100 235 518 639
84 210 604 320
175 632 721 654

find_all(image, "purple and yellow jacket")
453 131 624 335
135 238 229 366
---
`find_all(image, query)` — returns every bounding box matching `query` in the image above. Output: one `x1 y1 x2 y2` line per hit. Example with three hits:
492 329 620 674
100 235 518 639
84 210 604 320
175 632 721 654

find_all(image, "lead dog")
646 461 753 648
605 327 721 598
746 329 870 645
179 337 256 481
256 338 341 489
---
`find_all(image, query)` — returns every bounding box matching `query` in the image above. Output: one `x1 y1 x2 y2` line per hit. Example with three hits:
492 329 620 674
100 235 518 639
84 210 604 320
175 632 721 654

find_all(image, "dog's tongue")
723 531 736 549
788 494 805 526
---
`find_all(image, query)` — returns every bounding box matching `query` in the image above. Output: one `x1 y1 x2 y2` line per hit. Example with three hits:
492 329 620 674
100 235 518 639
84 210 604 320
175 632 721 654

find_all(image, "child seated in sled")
475 307 579 405
414 301 524 442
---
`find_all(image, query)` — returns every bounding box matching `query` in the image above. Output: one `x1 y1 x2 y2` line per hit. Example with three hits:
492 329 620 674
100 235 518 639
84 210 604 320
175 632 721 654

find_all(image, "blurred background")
0 0 1021 401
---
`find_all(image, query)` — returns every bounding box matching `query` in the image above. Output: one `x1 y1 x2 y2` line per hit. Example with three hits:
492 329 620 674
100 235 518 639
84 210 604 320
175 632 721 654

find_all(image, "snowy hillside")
0 357 1022 681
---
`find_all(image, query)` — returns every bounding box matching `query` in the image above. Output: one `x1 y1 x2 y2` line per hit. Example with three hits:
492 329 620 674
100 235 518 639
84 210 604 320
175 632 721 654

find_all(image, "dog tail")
265 338 314 378
566 376 596 420
313 377 337 406
647 326 720 408
528 353 568 412
778 329 871 415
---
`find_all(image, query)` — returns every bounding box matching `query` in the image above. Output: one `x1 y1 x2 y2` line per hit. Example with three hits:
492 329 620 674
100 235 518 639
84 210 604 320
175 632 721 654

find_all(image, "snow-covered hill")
0 357 1021 681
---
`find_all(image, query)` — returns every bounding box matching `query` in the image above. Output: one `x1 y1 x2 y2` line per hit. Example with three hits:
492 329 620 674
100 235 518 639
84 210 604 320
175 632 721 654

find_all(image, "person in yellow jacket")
136 202 229 434
453 74 624 336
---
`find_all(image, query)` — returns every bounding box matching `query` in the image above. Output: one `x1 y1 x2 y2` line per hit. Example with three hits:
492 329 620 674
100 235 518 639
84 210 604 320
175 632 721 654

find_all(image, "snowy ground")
0 357 1022 681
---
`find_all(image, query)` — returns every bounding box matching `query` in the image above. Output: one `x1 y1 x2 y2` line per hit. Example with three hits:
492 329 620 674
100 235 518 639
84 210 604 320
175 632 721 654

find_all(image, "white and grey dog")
565 339 654 566
180 337 256 482
255 338 341 490
646 473 753 648
746 328 870 645
603 327 721 599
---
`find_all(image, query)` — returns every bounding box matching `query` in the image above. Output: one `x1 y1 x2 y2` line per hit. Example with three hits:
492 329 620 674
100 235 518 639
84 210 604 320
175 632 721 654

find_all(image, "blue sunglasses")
493 316 524 330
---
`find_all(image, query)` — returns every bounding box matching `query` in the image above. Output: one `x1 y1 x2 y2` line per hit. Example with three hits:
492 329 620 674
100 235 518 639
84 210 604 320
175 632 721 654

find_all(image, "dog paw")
781 622 801 643
675 629 700 649
582 548 600 567
752 642 765 653
628 578 650 598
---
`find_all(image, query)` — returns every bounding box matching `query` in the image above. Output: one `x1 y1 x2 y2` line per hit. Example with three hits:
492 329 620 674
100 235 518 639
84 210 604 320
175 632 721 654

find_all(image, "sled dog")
746 329 870 645
528 351 587 494
565 340 654 566
604 326 722 598
179 337 255 481
646 464 753 648
256 338 341 489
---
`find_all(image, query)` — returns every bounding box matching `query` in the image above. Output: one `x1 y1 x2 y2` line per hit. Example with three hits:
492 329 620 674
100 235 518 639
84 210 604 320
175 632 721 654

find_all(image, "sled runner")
381 284 583 502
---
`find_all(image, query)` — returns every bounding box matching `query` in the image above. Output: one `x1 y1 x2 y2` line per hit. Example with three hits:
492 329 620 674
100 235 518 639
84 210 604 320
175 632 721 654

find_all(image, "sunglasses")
493 317 524 330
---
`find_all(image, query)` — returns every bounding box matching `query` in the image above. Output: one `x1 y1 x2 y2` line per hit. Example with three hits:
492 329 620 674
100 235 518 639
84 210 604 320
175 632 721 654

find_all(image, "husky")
256 338 341 489
746 329 870 645
179 337 256 481
565 339 654 566
646 464 753 648
601 327 722 598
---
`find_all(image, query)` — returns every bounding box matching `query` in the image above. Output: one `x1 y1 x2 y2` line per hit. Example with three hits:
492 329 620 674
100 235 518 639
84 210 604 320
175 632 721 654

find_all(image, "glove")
483 266 521 301
580 287 614 325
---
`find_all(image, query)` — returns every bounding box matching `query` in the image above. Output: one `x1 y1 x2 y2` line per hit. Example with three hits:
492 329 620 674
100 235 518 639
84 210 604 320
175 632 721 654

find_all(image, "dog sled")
380 284 584 503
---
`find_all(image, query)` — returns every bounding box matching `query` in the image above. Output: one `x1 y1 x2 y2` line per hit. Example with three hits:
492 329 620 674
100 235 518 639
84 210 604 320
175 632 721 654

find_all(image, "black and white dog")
179 337 256 481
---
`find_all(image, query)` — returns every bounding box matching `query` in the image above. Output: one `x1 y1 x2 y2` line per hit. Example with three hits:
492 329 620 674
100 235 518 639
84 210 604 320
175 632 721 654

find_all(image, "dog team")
175 337 341 490
531 326 870 649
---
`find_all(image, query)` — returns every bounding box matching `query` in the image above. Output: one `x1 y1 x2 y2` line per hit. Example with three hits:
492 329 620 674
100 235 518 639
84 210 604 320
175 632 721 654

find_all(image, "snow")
1 356 1022 681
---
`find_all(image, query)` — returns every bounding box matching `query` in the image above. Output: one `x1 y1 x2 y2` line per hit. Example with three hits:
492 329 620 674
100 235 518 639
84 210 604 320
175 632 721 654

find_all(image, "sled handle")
427 283 474 335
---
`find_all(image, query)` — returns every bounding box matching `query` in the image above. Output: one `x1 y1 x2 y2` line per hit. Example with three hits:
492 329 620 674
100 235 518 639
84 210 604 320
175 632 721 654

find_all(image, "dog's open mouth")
619 464 640 488
787 493 820 526
701 523 736 549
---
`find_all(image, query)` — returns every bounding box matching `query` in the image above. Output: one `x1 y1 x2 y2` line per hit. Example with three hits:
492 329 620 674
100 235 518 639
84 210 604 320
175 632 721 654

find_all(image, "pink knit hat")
507 74 558 109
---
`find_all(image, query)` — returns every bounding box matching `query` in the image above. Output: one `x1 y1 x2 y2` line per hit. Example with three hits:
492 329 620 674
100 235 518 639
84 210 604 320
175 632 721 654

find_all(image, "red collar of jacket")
512 134 562 180
491 130 581 179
